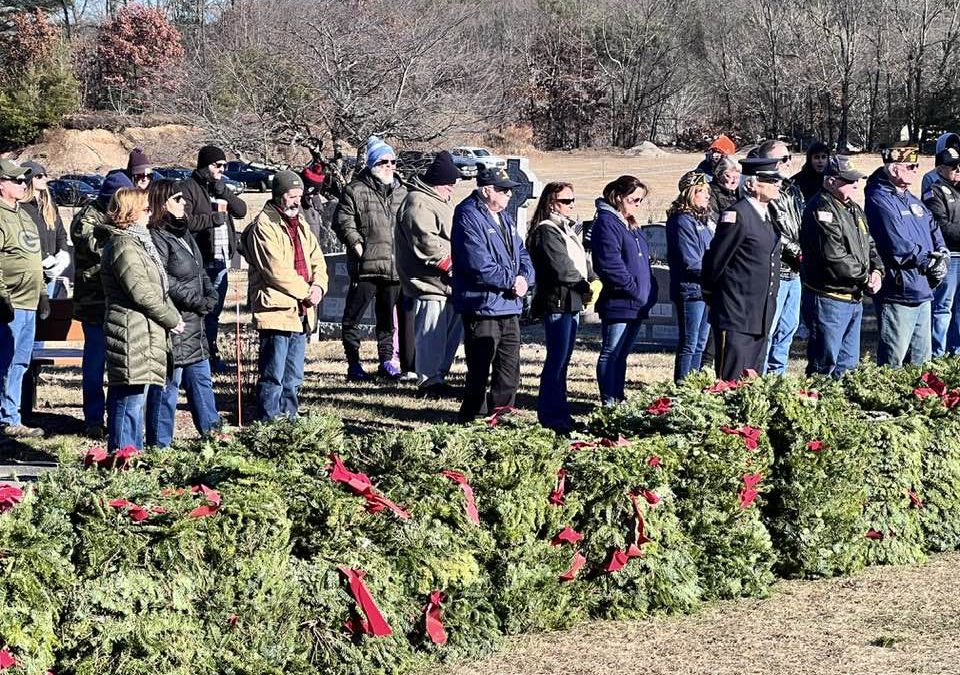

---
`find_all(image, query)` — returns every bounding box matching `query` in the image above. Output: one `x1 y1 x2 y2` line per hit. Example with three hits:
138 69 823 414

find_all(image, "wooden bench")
24 298 84 418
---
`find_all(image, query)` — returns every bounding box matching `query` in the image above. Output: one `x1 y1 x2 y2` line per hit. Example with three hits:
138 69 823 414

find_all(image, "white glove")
41 255 57 282
50 250 71 279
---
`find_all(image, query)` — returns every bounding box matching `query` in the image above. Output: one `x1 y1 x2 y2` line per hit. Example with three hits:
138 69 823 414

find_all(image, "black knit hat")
422 151 460 186
127 147 151 175
197 145 227 169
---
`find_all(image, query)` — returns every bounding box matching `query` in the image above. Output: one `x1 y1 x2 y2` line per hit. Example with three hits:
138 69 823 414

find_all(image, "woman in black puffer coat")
144 179 221 448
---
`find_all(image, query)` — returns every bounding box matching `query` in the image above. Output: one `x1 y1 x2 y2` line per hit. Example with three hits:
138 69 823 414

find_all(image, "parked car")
224 161 275 192
396 150 436 178
153 167 245 196
48 179 97 207
60 173 105 191
451 146 508 179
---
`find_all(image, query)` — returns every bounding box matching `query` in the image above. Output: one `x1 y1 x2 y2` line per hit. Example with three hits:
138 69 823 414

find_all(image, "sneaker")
399 370 418 384
1 424 44 439
346 363 371 382
377 361 402 380
84 425 106 441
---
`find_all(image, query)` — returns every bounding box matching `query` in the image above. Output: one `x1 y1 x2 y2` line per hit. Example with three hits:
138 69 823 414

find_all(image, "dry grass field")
7 149 957 675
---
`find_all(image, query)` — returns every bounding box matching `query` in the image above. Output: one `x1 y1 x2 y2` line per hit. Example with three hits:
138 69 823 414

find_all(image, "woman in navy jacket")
666 171 715 382
591 175 657 405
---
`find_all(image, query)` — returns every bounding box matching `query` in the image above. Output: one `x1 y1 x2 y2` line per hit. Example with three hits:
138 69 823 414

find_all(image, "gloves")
42 255 58 282
782 242 803 272
925 249 950 288
0 294 13 324
38 294 51 321
210 178 229 198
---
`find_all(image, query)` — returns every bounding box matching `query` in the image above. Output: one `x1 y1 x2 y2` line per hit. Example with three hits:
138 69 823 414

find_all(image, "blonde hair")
108 187 149 229
667 183 710 217
23 182 58 231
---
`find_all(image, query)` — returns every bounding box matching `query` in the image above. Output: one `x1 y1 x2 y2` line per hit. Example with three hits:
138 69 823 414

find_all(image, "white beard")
371 165 394 185
283 206 300 218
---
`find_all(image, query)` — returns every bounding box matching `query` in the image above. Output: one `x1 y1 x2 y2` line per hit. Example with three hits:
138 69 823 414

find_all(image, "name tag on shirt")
910 203 925 217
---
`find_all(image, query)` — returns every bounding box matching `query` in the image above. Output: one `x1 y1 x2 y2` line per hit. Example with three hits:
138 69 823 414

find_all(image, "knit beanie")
366 136 395 167
272 170 304 202
422 151 460 186
98 170 134 207
709 134 736 156
127 148 151 175
197 145 227 169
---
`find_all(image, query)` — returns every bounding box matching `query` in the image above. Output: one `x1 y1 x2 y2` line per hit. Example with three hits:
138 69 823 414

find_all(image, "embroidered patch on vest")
817 211 833 223
721 210 737 224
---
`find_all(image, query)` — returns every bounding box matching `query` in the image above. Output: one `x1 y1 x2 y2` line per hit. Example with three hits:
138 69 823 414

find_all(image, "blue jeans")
81 322 106 427
538 312 579 430
932 257 960 356
877 300 932 367
106 384 147 450
0 308 37 426
205 259 229 360
256 329 307 421
765 275 802 374
802 293 862 378
145 360 220 448
597 319 643 406
674 298 710 383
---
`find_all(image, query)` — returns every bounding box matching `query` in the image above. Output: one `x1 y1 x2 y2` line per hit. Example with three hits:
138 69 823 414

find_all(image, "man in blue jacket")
865 144 947 367
451 167 535 422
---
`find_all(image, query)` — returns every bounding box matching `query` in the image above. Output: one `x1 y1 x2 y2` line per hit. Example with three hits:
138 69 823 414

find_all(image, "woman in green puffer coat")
100 187 183 451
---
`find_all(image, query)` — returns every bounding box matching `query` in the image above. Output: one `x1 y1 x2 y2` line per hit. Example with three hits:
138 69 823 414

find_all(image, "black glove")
925 250 950 288
210 178 229 198
782 242 803 271
0 294 13 324
38 294 51 321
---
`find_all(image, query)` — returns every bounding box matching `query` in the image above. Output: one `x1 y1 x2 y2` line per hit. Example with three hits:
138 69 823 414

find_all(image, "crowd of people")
0 131 958 449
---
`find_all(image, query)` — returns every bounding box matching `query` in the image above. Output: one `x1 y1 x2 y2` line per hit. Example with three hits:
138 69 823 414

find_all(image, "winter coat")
708 182 739 223
792 141 830 202
151 219 219 367
527 214 590 317
333 168 407 281
865 166 945 305
922 133 960 194
0 199 44 310
71 201 110 323
922 175 960 253
244 202 328 333
769 180 805 279
590 199 657 323
182 169 248 265
800 190 883 299
21 198 67 260
451 191 535 317
702 198 781 336
101 223 181 386
396 176 455 300
666 209 714 301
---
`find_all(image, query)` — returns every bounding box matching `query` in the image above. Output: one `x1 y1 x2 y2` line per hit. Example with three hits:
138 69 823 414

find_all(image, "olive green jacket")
71 202 110 324
0 199 45 309
100 224 181 386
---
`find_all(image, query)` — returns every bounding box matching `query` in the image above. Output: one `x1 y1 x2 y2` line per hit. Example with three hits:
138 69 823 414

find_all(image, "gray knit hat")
272 170 304 201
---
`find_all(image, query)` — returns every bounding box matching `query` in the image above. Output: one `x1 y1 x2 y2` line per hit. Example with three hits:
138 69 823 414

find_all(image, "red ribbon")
944 390 960 409
329 454 411 520
628 492 652 551
485 406 516 427
0 648 16 669
640 489 660 506
806 440 824 452
646 396 672 416
602 548 630 573
569 440 597 451
741 368 759 379
739 473 762 509
907 489 924 508
422 591 448 645
798 389 820 399
648 455 662 467
550 526 583 546
704 379 739 393
865 528 884 541
107 498 151 522
441 470 480 524
921 371 947 395
338 567 393 637
720 425 762 450
559 551 586 582
0 483 23 513
548 468 567 506
599 435 630 447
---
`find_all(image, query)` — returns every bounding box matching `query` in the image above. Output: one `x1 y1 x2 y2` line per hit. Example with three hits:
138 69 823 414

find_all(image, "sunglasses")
1 176 28 185
33 173 47 180
905 163 920 171
625 196 644 205
493 186 513 194
555 197 576 205
134 173 152 182
170 194 185 203
756 175 784 184
375 159 397 166
779 154 793 163
213 162 227 169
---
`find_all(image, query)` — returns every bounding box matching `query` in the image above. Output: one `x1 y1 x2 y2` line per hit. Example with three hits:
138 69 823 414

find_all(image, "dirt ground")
6 147 955 675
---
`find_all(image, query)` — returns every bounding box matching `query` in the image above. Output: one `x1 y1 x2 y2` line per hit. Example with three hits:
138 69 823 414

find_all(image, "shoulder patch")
816 211 833 223
721 210 737 224
910 203 926 217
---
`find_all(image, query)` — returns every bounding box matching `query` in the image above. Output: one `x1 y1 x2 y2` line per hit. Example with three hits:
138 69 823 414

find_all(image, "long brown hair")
602 175 648 228
527 181 574 244
23 182 58 231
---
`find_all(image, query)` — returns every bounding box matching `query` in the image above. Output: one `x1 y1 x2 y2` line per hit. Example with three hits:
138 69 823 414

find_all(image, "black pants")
459 315 521 422
714 328 767 382
341 279 399 365
397 292 416 373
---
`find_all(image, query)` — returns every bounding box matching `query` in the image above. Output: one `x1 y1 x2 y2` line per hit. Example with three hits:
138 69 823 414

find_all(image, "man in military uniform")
922 146 960 356
800 155 883 377
0 160 47 438
701 156 783 381
865 144 947 367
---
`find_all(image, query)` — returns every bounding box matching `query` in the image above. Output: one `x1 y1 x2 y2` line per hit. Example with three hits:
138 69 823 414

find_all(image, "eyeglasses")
493 186 512 194
375 159 397 166
555 197 576 205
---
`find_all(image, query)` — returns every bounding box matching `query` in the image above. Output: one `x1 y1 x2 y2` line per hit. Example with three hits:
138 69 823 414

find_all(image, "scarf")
540 214 588 279
128 221 169 293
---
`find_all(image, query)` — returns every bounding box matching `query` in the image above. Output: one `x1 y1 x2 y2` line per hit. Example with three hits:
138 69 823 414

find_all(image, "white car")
451 147 508 176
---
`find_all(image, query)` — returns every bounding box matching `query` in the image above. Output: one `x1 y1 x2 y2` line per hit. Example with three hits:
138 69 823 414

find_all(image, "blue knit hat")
98 169 133 207
366 136 395 167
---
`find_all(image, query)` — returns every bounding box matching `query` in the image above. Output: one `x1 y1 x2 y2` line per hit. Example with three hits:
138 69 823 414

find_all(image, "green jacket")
0 199 45 310
333 169 407 280
100 224 181 386
71 202 110 324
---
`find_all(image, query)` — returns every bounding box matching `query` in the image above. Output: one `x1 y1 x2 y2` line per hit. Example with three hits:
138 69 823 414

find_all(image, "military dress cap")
0 159 31 181
824 155 865 182
678 170 708 192
881 144 919 164
937 147 960 167
739 156 786 180
477 166 521 189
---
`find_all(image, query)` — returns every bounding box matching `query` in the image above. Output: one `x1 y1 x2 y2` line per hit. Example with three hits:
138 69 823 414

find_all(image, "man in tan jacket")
244 171 327 421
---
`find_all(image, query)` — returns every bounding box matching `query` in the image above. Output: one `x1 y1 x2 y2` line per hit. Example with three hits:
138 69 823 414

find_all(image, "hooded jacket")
865 166 945 304
590 199 657 322
666 208 714 301
395 176 454 300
